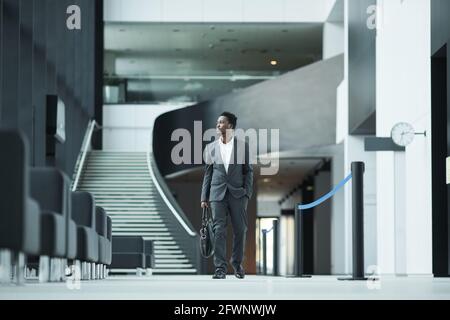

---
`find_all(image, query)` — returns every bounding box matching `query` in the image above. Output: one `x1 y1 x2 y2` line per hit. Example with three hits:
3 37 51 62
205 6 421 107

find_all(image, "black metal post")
262 230 267 275
273 220 279 276
294 207 303 276
292 207 311 278
352 162 366 280
339 161 367 281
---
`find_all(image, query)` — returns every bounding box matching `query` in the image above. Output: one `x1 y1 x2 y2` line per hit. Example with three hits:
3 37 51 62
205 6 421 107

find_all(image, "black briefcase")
200 207 215 258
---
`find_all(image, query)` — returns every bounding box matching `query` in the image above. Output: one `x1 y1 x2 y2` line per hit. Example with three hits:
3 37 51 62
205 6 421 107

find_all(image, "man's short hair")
220 111 237 129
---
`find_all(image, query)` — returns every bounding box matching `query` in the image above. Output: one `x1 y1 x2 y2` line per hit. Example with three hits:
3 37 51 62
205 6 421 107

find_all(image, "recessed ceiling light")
270 60 278 66
263 178 271 183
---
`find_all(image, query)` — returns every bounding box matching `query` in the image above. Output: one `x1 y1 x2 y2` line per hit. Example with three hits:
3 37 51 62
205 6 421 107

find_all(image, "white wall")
331 142 345 274
102 103 191 151
323 22 344 59
375 0 432 275
314 171 332 274
104 0 337 23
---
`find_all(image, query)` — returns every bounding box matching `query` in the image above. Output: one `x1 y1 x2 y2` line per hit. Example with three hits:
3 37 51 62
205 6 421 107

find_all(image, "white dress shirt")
219 136 234 173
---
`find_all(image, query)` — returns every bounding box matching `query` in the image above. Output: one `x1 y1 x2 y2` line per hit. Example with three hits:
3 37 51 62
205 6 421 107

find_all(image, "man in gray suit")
201 112 253 279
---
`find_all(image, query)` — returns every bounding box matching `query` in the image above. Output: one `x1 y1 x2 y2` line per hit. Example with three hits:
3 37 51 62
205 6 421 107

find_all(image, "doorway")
431 44 449 277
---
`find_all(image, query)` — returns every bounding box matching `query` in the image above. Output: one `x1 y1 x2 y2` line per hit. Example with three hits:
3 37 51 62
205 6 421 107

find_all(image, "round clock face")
391 122 415 147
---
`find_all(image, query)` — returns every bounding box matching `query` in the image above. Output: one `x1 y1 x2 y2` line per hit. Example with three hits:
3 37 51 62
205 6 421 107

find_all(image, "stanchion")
262 230 267 275
339 162 368 281
273 219 279 276
292 207 311 278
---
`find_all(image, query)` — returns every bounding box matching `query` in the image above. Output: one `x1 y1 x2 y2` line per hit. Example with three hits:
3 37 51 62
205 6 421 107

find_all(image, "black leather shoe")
234 266 245 279
212 269 226 279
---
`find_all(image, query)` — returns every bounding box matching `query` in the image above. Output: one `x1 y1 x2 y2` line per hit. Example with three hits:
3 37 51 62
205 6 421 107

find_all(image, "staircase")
76 151 197 274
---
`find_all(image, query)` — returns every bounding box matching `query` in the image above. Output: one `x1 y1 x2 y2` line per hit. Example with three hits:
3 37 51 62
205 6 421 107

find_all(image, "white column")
375 0 432 275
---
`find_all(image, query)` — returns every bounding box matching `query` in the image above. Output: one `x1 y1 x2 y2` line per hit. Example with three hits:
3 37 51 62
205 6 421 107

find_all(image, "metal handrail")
146 152 197 237
71 119 99 191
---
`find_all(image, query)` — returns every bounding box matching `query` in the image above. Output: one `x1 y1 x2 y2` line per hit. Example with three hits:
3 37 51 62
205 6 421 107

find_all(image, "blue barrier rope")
298 173 352 211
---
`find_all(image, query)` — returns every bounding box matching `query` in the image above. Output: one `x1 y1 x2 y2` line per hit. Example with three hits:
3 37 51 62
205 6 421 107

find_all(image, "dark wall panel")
1 0 103 177
93 0 103 149
348 0 376 135
32 0 46 166
0 0 3 124
18 0 34 163
45 0 57 95
1 0 20 128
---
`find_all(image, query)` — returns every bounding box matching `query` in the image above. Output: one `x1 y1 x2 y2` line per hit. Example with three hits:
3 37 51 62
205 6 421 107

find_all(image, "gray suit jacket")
201 137 253 202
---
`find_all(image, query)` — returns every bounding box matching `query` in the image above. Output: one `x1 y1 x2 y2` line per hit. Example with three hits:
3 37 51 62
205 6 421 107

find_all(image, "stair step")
154 254 187 259
154 245 180 249
154 250 183 254
80 182 153 186
102 207 164 211
107 211 163 214
152 269 197 274
112 219 164 223
97 203 162 206
156 259 190 263
112 227 169 232
88 156 147 158
81 176 150 179
153 241 177 245
86 161 147 164
113 234 174 240
113 223 166 227
80 189 156 192
83 167 149 170
83 168 148 171
82 178 150 181
84 167 148 169
110 216 163 220
95 198 159 201
154 264 194 268
81 192 156 195
95 199 159 202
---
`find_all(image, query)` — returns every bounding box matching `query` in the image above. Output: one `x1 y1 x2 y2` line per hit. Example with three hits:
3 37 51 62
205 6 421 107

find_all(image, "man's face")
216 116 232 135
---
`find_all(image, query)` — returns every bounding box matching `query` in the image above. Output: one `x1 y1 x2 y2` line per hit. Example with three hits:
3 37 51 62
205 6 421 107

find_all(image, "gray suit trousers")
210 190 248 272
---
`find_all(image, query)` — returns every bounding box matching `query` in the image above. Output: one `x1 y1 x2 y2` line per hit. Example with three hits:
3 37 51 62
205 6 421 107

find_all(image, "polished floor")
1 275 450 300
